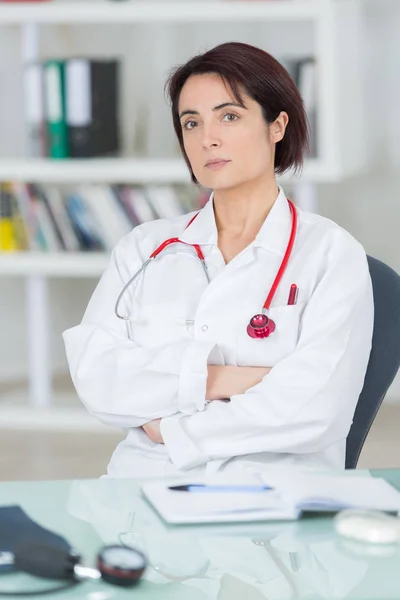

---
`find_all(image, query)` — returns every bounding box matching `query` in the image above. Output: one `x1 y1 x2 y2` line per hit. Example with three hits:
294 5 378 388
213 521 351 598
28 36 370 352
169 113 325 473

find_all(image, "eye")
183 120 197 131
223 113 239 122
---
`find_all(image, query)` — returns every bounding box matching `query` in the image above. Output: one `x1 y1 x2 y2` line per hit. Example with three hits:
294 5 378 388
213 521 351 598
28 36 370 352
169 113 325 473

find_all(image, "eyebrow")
179 102 246 120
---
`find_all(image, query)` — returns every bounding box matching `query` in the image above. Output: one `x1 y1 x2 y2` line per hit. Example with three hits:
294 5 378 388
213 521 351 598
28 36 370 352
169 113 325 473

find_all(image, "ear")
269 111 289 144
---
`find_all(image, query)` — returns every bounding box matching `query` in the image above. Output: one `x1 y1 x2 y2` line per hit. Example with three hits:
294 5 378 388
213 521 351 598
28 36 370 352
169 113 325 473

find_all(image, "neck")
213 176 280 239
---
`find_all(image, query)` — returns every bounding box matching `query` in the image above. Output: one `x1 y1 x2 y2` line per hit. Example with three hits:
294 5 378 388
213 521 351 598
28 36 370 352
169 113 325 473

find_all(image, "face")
178 73 288 191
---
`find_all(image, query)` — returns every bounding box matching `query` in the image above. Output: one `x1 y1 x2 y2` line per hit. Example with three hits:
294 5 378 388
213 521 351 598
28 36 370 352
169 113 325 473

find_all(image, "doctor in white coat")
63 41 374 479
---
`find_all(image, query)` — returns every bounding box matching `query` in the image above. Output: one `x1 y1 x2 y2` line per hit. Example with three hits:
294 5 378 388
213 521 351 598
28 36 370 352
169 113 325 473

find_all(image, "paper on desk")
258 472 400 513
141 481 299 524
141 472 400 525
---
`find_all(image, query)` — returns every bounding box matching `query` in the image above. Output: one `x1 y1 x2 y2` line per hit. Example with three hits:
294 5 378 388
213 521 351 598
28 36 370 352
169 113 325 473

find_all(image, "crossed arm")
142 365 271 442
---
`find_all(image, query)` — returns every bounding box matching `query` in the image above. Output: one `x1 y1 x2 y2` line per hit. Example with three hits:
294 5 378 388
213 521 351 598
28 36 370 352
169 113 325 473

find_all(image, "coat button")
201 325 208 332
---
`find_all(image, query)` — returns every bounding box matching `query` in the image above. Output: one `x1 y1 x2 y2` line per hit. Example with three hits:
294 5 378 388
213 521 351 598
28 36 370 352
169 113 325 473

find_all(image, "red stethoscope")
115 199 297 339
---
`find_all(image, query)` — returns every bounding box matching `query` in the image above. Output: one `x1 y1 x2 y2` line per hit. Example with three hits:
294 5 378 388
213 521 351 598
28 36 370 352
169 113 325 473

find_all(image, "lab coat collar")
178 185 292 255
178 192 218 246
254 186 292 255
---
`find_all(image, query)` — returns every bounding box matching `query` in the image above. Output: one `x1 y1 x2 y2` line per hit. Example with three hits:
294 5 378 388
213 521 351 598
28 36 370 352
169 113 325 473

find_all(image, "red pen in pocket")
287 284 299 305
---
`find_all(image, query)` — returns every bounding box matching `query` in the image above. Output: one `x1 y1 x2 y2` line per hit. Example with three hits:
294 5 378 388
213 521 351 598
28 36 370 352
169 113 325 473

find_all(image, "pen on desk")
287 284 299 306
168 484 273 493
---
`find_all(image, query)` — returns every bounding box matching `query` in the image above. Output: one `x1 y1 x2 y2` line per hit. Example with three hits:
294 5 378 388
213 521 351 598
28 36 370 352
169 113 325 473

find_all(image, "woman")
63 42 373 478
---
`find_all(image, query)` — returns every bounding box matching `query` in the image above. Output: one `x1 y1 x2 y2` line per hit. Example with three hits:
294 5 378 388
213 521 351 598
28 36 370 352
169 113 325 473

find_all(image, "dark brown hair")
165 41 309 183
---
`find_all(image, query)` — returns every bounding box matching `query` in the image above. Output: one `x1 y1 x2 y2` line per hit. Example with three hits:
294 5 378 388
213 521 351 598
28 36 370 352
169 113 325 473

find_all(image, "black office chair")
345 256 400 469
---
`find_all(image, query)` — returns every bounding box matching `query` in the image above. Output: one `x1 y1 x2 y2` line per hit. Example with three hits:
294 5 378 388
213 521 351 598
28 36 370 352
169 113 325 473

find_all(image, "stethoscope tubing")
114 199 297 326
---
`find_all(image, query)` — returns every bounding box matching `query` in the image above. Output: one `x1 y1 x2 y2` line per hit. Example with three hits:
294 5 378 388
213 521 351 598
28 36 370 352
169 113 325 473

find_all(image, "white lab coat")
63 186 374 478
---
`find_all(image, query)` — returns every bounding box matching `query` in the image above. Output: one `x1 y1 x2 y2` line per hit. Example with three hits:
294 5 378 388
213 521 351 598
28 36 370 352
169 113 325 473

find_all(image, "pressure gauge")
97 545 147 587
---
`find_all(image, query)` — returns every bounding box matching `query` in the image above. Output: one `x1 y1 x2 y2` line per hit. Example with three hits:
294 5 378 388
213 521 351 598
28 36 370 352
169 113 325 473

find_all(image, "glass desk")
0 469 399 599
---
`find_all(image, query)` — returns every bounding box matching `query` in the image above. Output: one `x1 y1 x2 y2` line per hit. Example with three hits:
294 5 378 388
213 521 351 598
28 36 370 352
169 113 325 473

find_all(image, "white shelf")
0 158 191 184
0 1 324 25
0 157 338 183
0 252 109 277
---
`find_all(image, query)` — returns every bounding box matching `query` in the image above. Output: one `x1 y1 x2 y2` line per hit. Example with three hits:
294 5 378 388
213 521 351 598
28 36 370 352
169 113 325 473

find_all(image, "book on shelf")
39 186 81 252
125 187 158 224
24 57 121 161
114 185 142 228
12 182 43 251
77 185 132 250
144 185 187 219
0 183 206 255
65 193 105 252
0 184 21 252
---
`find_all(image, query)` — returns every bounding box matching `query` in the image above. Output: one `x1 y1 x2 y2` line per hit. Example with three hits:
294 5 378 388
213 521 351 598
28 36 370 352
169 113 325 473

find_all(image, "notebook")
141 473 400 525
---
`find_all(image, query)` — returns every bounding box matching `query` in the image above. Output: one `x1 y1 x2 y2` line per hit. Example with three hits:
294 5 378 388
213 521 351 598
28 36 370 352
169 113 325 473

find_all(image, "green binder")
44 60 69 159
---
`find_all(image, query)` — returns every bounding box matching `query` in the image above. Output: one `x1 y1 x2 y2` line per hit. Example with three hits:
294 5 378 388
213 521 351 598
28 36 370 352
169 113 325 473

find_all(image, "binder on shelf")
65 58 120 158
23 63 46 158
44 60 69 159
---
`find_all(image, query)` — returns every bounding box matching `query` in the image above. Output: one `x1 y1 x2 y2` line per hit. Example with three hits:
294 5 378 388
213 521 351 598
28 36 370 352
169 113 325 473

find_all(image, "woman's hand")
142 419 164 444
206 365 271 401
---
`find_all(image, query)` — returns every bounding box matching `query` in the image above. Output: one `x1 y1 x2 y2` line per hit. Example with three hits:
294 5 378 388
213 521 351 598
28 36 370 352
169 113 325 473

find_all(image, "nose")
201 120 221 149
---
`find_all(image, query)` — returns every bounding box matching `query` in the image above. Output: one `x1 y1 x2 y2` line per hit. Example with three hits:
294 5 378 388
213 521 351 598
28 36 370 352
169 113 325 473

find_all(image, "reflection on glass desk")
0 469 399 599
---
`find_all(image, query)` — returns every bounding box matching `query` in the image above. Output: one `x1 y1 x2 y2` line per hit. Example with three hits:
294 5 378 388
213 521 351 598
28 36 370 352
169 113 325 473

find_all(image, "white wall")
317 0 400 400
0 0 399 399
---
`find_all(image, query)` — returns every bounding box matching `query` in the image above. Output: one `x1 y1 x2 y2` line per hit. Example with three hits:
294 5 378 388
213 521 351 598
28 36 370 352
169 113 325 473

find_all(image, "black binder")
66 58 120 158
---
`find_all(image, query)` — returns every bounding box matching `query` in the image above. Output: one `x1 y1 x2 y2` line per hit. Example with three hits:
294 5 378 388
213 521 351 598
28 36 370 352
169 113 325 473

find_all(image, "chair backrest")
345 256 400 469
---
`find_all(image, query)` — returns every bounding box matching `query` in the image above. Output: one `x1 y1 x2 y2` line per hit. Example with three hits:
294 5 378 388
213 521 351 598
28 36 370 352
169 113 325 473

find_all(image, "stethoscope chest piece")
247 313 276 339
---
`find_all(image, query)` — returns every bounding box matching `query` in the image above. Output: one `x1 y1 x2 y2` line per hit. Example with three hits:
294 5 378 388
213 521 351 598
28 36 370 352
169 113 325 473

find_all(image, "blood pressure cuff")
0 506 71 574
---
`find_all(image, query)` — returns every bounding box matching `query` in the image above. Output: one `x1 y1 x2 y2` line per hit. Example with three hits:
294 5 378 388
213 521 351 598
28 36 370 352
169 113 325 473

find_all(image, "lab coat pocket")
236 303 306 367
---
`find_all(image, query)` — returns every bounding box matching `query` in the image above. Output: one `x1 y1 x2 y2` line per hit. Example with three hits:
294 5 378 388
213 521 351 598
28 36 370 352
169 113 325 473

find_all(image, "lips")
205 159 230 166
205 159 231 171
